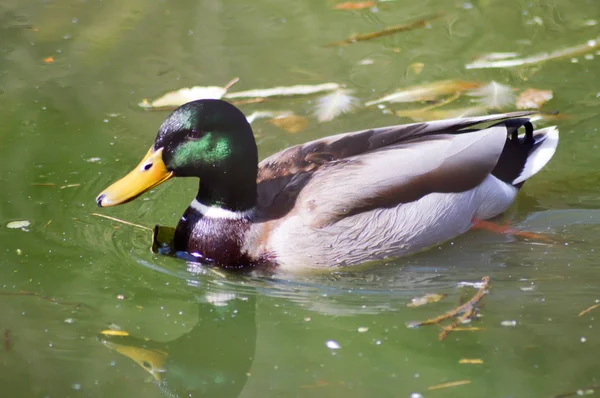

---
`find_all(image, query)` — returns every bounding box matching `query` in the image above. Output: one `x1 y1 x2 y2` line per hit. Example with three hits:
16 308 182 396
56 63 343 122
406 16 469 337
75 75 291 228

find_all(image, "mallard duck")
96 99 558 269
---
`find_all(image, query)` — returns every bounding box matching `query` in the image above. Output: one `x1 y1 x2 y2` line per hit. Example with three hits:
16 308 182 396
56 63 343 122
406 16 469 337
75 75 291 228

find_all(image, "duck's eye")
143 163 153 171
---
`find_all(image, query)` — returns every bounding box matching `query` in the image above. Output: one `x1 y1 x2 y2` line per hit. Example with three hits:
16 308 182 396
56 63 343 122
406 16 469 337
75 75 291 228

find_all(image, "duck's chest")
174 206 253 268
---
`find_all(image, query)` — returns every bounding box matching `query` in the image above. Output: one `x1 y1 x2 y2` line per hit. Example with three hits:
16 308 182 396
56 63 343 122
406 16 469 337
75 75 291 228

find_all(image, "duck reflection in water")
100 294 256 398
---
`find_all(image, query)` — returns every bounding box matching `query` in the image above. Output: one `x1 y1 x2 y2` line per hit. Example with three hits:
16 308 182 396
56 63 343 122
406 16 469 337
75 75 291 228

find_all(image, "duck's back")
248 112 558 268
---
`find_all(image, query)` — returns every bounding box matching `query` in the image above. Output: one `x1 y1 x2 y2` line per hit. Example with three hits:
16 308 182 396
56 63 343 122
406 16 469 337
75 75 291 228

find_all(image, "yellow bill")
96 147 173 207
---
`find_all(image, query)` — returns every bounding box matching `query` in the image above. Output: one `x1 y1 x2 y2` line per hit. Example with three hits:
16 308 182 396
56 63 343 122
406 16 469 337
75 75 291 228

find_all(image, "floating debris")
314 89 360 122
91 213 152 232
334 1 375 10
357 327 369 333
325 13 444 47
467 81 515 109
60 184 81 189
516 88 554 110
139 78 238 109
100 329 129 337
326 340 341 350
366 80 481 106
268 114 309 133
459 358 484 364
226 83 340 99
500 320 517 327
7 220 30 230
466 37 600 69
408 276 490 341
578 302 600 317
428 380 471 390
407 293 447 307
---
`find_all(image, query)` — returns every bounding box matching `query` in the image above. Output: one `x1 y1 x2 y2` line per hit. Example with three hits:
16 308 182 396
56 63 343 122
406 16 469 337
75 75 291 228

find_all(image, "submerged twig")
91 213 153 232
409 276 490 341
325 12 444 47
578 303 600 317
428 380 471 390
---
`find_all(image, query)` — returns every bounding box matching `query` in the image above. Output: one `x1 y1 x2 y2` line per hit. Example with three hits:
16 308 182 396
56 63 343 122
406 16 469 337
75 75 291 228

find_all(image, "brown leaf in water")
268 114 309 133
325 12 444 47
43 56 54 63
334 1 375 10
407 293 447 307
366 80 482 106
516 88 553 109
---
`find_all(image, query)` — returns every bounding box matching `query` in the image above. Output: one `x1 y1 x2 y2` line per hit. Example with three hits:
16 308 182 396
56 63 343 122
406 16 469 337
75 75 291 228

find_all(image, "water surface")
1 0 600 396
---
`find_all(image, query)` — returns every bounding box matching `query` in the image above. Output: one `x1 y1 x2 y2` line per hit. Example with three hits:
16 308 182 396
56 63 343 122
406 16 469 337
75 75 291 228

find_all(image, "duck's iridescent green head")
96 99 258 210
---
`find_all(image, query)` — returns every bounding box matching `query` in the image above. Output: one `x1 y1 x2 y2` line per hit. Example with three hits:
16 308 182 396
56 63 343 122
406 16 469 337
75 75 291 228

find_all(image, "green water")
1 0 600 396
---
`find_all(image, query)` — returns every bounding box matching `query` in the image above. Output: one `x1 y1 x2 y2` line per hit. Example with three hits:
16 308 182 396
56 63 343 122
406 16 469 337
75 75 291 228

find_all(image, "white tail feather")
512 126 559 185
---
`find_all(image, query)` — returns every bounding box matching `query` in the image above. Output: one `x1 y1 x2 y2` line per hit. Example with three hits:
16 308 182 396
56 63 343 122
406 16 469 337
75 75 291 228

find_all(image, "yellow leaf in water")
407 293 447 307
459 358 484 364
100 330 129 337
516 88 553 109
268 114 309 133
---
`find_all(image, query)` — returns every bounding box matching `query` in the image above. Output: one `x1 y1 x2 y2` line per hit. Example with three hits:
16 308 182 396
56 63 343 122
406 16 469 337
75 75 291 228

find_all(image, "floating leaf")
7 220 30 229
516 88 553 109
407 293 447 307
225 83 340 99
246 110 294 124
366 80 482 106
268 114 309 133
325 12 444 46
467 81 515 109
466 37 600 69
43 56 54 63
334 1 375 10
138 78 238 109
459 358 484 364
314 89 360 122
139 86 228 109
100 330 130 337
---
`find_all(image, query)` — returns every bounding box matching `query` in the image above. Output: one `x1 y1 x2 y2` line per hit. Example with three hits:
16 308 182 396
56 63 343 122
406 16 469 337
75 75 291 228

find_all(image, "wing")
256 112 534 225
